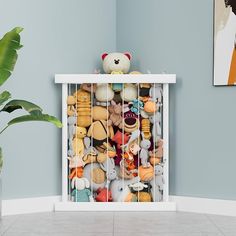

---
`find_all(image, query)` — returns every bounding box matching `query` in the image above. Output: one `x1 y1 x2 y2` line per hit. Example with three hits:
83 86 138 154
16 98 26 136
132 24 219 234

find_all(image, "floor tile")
114 212 220 233
114 232 224 236
0 216 19 235
1 212 236 236
3 233 112 236
4 212 113 234
207 214 236 233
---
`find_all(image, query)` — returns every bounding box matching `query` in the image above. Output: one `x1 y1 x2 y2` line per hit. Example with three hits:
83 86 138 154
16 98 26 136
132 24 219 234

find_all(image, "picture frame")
214 0 236 86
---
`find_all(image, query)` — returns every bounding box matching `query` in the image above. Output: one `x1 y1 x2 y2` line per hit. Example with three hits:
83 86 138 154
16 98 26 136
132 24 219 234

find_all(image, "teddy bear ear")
101 53 108 60
124 52 132 60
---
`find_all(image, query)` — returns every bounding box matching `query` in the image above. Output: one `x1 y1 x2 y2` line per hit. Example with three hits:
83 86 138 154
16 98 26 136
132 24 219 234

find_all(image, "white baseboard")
55 202 176 212
170 195 236 217
2 195 236 217
2 196 61 216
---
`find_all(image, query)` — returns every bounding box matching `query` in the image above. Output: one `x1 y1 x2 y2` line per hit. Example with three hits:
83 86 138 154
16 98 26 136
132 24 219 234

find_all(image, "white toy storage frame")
55 74 176 211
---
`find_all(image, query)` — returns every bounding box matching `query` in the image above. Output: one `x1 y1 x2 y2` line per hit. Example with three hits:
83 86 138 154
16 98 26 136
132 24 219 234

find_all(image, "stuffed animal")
67 96 76 116
149 139 163 166
144 100 158 114
110 176 140 202
95 187 112 202
74 89 91 127
72 127 87 157
123 111 139 133
112 83 123 93
120 148 138 179
91 106 109 121
149 84 162 103
120 130 140 178
95 84 114 106
138 165 154 182
82 137 99 165
150 164 165 202
140 109 149 119
67 115 77 156
121 129 140 153
69 167 84 179
112 130 129 149
139 83 151 102
119 158 135 179
130 99 144 115
80 83 97 93
140 132 151 168
87 120 114 151
67 155 85 169
149 111 162 143
141 118 151 140
108 100 123 129
102 52 131 74
100 157 117 188
83 163 106 192
71 177 91 202
120 134 140 179
120 84 138 102
129 71 142 74
129 182 152 202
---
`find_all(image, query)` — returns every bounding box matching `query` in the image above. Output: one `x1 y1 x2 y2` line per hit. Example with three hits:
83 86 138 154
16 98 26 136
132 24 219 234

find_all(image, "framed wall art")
214 0 236 86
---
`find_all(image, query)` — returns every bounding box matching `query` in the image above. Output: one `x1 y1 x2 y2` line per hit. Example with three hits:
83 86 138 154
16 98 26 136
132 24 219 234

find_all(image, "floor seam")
205 214 226 236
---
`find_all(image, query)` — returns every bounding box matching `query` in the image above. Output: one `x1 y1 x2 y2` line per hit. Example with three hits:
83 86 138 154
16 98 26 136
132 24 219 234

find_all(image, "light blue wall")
0 0 116 199
117 0 236 200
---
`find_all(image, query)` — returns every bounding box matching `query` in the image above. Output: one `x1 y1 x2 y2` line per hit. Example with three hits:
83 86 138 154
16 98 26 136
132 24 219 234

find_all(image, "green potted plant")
0 27 62 216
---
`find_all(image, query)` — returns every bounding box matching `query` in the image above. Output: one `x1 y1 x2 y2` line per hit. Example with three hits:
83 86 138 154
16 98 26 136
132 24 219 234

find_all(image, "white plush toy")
149 111 162 143
150 164 165 202
102 52 132 74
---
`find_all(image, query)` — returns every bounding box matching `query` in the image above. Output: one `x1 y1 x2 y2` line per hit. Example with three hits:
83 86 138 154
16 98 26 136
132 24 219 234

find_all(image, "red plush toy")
95 187 112 202
112 130 129 149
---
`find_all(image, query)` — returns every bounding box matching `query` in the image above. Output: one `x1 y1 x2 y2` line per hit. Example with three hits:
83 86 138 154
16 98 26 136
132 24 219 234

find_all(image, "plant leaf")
0 27 23 86
0 90 11 106
8 114 63 128
1 99 43 115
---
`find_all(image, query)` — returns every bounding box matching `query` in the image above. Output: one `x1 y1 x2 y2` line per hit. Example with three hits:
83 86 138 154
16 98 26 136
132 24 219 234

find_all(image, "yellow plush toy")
72 127 87 157
73 89 91 127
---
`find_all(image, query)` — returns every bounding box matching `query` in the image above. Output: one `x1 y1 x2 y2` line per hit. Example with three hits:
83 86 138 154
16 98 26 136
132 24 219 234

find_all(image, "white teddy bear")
102 52 132 74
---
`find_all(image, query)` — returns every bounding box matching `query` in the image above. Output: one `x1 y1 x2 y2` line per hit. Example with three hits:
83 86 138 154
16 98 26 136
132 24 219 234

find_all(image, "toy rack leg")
163 83 169 202
62 83 68 202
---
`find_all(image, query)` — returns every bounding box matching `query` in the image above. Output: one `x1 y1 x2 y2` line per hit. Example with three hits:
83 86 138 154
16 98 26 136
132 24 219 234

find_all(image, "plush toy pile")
67 52 165 202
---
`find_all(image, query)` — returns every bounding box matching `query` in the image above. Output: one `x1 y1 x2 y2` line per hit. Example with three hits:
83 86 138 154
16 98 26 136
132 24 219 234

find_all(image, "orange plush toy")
69 167 84 179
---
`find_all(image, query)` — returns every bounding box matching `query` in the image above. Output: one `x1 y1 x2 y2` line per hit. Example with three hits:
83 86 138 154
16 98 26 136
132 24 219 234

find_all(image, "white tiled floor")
0 212 236 236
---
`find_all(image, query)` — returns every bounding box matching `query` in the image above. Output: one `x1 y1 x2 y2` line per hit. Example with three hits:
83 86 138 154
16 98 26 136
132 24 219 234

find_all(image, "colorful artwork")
214 0 236 86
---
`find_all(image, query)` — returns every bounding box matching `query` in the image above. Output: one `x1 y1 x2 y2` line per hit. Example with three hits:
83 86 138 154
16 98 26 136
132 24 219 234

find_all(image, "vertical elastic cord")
106 83 109 202
153 83 156 202
161 84 163 201
75 83 78 202
68 84 70 201
137 83 140 202
122 83 125 200
91 83 93 200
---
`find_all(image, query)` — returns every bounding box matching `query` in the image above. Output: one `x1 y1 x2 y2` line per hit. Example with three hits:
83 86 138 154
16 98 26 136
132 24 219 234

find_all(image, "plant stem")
0 126 8 135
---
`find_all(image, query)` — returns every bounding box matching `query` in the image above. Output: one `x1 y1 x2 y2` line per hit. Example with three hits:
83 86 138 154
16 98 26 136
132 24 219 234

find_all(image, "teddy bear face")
102 52 131 74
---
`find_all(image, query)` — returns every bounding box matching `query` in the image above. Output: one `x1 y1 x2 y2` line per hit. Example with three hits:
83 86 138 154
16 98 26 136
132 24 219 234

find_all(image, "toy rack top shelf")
55 74 176 84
